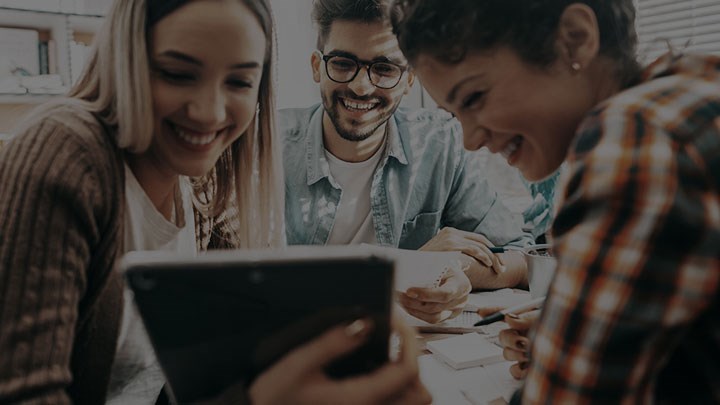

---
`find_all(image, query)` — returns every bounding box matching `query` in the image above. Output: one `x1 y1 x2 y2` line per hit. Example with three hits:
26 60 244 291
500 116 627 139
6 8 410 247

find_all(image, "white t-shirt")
106 164 197 405
325 143 385 245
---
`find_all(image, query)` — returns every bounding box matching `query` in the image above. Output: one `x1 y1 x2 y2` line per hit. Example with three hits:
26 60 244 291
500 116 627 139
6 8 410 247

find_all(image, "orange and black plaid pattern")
522 54 720 403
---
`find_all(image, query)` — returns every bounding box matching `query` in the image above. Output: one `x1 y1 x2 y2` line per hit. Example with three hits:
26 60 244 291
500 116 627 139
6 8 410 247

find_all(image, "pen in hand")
473 296 546 326
485 246 520 274
488 246 524 253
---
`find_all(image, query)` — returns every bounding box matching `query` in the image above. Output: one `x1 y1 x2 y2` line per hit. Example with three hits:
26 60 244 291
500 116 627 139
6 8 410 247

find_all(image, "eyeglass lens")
326 56 403 89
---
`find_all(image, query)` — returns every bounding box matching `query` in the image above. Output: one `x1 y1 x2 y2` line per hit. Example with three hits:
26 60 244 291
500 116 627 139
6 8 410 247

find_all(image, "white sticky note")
426 333 504 370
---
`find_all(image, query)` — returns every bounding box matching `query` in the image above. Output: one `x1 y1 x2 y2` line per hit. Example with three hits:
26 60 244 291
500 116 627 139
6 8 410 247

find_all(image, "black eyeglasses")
321 53 408 89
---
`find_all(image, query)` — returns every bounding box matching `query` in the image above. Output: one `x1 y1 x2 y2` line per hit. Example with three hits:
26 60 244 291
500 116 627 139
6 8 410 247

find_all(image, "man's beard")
322 90 400 142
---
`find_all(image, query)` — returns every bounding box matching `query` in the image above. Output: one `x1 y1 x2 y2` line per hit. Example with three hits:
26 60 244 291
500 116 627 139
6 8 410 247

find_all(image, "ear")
403 70 416 95
556 3 600 72
311 50 322 83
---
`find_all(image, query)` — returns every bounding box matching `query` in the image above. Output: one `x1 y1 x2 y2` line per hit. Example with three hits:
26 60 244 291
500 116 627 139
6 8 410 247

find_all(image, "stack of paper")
464 288 531 312
0 76 26 94
418 353 521 404
426 333 504 370
20 74 66 94
399 305 485 334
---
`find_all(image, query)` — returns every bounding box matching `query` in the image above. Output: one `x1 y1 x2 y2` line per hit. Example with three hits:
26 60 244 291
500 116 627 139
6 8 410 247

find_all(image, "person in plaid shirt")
392 0 719 402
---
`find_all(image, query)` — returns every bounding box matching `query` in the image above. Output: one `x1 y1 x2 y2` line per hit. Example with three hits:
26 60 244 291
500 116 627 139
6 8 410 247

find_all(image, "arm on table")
461 251 527 290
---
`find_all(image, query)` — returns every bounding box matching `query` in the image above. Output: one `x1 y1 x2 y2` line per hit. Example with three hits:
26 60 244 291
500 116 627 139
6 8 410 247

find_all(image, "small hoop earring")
571 62 581 72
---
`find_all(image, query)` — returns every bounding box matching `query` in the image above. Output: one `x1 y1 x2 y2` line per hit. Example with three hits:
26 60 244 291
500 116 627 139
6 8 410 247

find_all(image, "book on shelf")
27 87 67 95
37 40 59 76
47 39 58 74
21 74 66 95
38 41 49 75
0 74 66 96
70 41 90 84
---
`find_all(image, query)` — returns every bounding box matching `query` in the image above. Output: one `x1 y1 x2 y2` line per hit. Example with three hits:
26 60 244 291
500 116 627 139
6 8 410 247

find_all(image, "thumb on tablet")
285 318 374 371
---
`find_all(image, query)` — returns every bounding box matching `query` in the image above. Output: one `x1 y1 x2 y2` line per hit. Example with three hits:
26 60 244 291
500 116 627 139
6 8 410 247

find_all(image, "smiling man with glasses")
279 0 534 323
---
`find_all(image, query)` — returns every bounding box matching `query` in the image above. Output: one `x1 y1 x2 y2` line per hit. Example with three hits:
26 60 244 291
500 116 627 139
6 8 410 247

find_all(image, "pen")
473 296 546 326
486 247 518 275
488 246 523 253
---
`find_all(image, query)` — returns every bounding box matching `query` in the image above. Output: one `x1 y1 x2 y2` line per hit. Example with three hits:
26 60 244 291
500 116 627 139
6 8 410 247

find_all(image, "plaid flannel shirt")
521 53 720 403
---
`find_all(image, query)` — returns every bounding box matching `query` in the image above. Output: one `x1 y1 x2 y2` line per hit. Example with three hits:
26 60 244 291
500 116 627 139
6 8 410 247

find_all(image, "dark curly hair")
391 0 641 87
312 0 399 51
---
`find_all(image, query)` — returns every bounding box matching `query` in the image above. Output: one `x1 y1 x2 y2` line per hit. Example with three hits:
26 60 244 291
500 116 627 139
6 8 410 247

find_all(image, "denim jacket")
280 104 533 249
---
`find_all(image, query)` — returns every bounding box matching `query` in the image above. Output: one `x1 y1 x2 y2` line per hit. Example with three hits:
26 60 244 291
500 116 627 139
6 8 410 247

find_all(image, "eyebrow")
326 49 406 66
446 74 484 105
156 50 261 69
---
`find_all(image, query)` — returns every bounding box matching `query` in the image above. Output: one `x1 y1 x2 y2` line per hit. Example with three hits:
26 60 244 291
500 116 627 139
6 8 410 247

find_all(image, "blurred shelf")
69 14 103 32
0 6 103 18
0 93 62 104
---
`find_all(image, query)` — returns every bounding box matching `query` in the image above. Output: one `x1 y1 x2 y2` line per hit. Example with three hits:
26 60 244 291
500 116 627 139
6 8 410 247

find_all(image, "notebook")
403 309 486 334
426 332 505 370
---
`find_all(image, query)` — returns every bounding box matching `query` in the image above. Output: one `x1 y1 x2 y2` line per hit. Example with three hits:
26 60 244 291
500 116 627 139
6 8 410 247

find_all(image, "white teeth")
342 99 378 111
171 123 217 146
501 136 522 159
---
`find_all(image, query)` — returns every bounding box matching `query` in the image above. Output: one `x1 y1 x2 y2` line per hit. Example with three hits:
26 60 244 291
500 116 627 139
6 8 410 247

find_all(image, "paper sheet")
398 289 531 334
419 354 521 405
361 245 462 292
464 288 532 312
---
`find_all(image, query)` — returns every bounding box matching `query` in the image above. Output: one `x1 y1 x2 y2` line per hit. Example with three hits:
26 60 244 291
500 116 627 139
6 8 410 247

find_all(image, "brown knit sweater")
0 103 232 404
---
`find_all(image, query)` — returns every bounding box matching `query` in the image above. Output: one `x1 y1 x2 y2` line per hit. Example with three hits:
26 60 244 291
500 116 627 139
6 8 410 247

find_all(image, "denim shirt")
521 168 563 241
280 104 533 249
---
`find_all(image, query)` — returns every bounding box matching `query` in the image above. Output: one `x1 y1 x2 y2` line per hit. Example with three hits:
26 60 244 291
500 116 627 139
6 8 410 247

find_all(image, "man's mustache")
333 92 384 104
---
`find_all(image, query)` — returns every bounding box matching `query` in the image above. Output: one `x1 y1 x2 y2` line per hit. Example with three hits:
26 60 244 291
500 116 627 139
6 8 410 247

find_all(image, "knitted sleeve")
0 105 122 404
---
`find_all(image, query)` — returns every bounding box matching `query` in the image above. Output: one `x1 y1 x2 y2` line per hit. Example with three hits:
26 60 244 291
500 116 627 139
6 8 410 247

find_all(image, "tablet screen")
124 249 394 403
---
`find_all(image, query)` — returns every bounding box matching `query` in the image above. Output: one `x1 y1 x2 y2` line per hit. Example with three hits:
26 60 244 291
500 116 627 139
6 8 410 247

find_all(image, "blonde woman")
0 0 428 404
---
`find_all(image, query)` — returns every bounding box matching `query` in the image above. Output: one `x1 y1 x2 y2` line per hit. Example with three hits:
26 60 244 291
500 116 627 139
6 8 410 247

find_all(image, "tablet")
121 246 394 403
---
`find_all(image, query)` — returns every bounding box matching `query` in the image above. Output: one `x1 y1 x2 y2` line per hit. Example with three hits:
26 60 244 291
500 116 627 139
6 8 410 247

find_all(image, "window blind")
636 0 720 63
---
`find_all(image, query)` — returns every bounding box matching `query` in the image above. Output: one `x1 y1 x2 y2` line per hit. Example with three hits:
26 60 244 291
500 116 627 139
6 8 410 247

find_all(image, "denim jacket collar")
304 105 409 186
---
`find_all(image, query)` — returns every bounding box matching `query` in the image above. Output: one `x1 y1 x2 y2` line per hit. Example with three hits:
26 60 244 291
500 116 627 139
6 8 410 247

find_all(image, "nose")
347 66 375 96
458 115 490 151
186 84 227 127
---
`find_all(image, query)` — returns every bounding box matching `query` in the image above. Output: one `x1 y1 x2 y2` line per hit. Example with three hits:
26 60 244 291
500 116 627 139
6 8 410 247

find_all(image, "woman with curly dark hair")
392 0 720 403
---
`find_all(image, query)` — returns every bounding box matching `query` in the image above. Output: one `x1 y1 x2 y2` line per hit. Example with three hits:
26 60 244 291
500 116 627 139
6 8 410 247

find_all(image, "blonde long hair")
67 0 285 248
